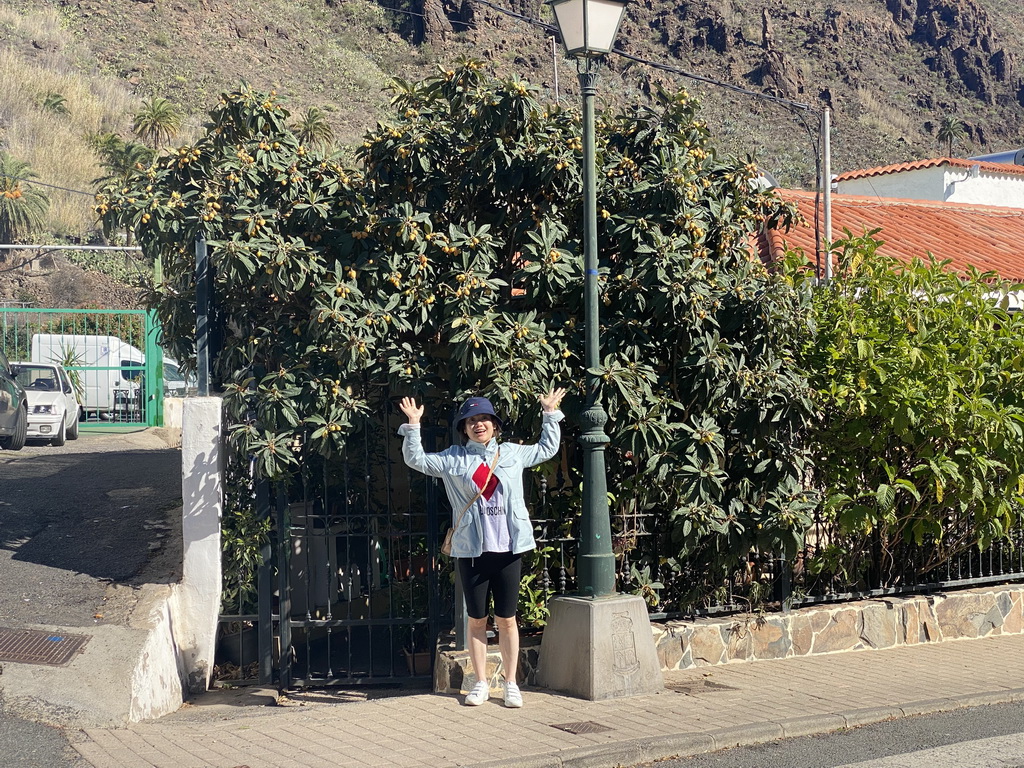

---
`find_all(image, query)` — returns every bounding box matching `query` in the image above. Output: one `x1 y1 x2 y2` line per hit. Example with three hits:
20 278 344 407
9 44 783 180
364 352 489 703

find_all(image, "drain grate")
0 627 90 667
550 721 612 735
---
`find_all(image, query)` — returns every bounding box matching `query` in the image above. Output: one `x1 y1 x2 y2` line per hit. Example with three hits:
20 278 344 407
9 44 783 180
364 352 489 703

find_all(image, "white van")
30 334 187 419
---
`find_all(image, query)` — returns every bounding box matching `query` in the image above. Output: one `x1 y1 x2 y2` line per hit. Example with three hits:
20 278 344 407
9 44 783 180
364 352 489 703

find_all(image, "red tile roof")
766 189 1024 280
834 157 1024 181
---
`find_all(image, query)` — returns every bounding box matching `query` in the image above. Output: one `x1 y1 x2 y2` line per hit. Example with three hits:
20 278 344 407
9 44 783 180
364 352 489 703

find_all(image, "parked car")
11 361 82 446
0 347 28 450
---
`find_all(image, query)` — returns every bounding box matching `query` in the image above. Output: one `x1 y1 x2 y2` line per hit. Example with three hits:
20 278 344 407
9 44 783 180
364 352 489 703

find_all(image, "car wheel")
6 405 27 451
68 411 80 440
52 418 66 447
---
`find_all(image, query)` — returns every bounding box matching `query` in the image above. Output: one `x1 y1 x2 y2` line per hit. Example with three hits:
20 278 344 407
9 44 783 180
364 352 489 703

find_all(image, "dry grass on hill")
0 5 138 239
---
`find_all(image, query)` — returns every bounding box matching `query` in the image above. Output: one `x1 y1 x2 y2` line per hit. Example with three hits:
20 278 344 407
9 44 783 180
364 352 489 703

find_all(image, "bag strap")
451 448 501 533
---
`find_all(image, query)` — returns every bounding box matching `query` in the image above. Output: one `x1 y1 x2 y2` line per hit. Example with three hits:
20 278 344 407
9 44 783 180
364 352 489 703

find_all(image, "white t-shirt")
472 462 511 552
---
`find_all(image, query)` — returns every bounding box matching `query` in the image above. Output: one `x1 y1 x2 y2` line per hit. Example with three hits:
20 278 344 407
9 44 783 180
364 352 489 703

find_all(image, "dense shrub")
98 63 817 608
793 232 1024 588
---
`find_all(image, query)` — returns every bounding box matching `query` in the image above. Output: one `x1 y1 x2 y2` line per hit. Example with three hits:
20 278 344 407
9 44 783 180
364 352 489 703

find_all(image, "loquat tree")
97 62 817 611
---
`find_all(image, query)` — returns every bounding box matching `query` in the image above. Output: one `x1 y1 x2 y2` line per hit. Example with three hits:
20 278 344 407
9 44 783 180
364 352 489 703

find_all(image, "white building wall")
837 164 1024 209
837 167 946 201
942 169 1024 207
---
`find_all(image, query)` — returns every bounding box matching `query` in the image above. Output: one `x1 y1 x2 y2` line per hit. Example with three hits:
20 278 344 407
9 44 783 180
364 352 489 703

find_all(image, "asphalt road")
642 700 1024 768
0 428 181 627
0 705 88 768
0 428 180 767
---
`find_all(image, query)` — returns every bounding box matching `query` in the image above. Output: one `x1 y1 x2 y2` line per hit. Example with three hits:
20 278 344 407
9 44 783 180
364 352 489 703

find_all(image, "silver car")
0 348 28 450
11 362 83 446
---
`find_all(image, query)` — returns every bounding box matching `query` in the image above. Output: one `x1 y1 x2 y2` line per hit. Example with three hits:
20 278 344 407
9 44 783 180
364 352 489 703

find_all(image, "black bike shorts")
458 551 523 619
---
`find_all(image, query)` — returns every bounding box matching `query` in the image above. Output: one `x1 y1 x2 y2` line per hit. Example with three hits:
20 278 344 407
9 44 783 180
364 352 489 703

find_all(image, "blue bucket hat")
456 396 503 434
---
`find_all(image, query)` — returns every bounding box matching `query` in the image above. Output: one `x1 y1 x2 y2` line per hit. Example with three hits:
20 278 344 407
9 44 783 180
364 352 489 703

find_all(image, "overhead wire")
3 0 818 207
0 244 150 277
376 2 476 27
611 49 812 112
460 0 816 113
464 0 825 270
1 175 96 198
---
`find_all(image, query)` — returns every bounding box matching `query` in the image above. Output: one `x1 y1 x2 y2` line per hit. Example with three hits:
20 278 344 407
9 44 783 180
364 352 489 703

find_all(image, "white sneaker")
503 680 523 708
464 680 490 706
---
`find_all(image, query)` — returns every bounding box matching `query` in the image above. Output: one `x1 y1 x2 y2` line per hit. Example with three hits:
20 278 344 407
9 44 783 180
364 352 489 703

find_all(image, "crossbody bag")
441 448 501 557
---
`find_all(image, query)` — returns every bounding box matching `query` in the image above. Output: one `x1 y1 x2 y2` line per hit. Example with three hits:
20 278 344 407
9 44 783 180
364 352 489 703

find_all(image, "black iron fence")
217 422 1024 687
217 416 455 687
527 496 1024 619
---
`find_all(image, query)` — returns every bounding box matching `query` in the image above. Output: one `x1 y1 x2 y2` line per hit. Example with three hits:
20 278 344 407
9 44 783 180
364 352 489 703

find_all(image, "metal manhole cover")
550 721 612 735
0 628 90 667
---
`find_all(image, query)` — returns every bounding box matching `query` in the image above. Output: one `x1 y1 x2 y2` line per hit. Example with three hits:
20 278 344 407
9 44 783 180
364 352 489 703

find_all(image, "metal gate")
249 416 454 687
0 308 165 427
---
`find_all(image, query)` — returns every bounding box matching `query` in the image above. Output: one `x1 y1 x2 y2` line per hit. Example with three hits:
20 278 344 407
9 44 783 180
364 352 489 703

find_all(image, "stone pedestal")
538 594 663 700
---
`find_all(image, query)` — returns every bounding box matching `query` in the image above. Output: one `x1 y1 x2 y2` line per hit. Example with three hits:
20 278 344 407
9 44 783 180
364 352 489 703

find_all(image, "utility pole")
821 107 833 283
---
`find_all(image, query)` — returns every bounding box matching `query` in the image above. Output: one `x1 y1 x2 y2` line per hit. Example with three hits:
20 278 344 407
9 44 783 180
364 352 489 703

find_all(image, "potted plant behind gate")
392 576 434 676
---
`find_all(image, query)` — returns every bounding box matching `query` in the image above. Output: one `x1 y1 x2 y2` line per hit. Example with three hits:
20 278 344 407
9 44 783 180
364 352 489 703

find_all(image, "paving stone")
65 634 1024 768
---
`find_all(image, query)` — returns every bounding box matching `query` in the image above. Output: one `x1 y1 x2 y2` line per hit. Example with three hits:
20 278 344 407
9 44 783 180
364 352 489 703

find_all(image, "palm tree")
937 116 966 158
91 135 155 247
91 134 156 188
291 107 335 149
0 152 50 244
132 96 183 148
86 130 123 156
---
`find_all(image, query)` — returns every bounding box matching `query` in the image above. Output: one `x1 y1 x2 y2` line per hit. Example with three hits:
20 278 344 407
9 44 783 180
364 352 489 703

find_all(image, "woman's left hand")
539 387 566 413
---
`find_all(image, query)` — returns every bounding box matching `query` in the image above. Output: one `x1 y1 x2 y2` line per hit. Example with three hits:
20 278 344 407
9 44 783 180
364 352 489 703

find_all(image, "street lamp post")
537 0 663 700
575 59 615 598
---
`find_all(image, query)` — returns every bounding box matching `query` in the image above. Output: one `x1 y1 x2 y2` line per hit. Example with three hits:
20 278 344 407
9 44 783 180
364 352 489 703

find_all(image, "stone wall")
655 584 1024 671
435 585 1024 693
434 635 542 696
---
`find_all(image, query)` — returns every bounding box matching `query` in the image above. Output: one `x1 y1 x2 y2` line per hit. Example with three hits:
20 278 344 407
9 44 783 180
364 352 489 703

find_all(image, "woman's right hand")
399 397 424 424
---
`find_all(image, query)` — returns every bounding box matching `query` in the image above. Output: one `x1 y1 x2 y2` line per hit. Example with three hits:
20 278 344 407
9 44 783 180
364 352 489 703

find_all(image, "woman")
398 388 565 707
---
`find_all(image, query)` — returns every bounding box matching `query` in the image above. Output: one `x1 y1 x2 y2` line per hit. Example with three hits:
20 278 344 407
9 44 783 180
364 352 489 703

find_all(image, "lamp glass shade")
550 0 627 56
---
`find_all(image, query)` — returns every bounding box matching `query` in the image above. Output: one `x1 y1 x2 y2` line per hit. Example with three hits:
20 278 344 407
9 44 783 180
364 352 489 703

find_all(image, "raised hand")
399 397 424 424
538 387 566 413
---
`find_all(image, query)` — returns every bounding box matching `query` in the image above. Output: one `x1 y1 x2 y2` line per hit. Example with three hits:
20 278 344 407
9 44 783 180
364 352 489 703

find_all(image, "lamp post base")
537 594 664 700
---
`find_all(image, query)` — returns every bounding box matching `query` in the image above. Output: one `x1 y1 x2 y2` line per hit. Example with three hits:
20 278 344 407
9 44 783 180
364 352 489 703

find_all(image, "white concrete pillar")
175 396 223 692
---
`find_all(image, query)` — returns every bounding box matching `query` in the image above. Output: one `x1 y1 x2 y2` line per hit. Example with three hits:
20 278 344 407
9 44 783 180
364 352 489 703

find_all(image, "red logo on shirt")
472 462 499 500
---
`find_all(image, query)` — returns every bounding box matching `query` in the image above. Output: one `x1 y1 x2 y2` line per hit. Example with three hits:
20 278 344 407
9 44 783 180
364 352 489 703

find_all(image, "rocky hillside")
620 0 1024 183
8 0 1024 183
2 0 1023 307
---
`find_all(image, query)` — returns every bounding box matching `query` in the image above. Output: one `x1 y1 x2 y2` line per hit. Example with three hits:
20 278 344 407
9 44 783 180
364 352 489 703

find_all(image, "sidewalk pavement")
70 633 1024 768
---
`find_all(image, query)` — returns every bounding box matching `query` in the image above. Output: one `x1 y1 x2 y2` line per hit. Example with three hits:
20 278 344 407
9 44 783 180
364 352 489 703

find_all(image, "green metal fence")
0 308 165 428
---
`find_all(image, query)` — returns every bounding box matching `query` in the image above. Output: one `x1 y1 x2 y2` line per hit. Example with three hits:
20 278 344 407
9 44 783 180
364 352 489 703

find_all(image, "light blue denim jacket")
398 410 564 558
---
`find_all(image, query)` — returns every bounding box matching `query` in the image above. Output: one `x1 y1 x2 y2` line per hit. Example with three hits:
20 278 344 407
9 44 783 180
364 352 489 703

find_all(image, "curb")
467 687 1024 768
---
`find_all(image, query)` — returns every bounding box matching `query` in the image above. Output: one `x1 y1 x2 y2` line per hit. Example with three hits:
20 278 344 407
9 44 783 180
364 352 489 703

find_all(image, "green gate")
0 308 166 428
